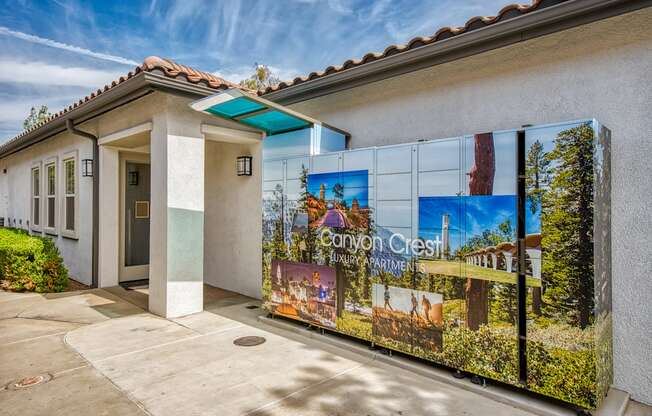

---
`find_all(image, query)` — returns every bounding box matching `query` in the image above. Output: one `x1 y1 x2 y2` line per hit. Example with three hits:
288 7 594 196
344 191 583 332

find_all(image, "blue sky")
0 0 510 141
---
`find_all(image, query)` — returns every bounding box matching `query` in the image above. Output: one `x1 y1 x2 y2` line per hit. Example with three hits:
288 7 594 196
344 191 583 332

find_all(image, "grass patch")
420 259 541 287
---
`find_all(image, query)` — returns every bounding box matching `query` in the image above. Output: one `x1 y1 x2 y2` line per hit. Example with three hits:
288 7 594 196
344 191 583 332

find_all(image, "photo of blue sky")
526 201 541 235
307 170 369 208
418 195 524 252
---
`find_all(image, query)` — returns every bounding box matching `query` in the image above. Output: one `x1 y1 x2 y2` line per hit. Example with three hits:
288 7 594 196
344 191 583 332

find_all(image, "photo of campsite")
372 284 443 353
306 170 370 229
270 259 337 328
261 120 611 409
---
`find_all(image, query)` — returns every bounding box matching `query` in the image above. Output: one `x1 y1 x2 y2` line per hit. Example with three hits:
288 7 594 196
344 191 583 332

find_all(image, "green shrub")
0 228 68 292
337 310 372 340
527 340 597 409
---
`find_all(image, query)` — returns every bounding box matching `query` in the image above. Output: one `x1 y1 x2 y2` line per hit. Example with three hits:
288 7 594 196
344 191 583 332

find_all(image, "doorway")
120 156 150 282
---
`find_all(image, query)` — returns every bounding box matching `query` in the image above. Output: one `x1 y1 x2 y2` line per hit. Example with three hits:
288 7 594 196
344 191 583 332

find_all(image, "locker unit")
261 119 612 410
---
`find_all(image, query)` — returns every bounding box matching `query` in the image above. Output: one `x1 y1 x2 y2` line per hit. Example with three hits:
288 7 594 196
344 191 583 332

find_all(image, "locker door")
461 131 519 384
413 137 462 363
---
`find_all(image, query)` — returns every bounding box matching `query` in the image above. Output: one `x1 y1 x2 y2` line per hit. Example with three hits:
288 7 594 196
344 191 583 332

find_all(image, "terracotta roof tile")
142 56 242 89
260 0 565 95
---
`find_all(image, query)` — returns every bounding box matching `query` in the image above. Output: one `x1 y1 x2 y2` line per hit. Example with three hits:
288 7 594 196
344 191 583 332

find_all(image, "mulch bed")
65 278 90 292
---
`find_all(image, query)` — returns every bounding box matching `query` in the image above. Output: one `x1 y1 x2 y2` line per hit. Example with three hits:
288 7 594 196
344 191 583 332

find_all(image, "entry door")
123 162 150 280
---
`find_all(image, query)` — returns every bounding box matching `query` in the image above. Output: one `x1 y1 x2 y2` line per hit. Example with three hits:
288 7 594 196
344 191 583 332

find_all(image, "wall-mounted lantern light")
128 171 139 186
82 159 93 177
236 156 252 176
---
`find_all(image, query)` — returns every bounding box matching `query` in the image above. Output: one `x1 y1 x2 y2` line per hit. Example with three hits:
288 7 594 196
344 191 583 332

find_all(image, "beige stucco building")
0 0 650 407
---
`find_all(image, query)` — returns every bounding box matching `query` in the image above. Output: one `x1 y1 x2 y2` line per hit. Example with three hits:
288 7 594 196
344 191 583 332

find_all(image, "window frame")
61 151 79 239
30 162 42 232
44 157 58 235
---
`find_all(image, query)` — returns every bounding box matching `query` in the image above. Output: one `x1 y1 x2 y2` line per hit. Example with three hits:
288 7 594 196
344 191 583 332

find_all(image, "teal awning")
190 89 314 135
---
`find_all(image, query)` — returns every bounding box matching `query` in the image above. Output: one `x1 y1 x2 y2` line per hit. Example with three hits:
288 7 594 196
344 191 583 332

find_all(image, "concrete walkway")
0 287 648 416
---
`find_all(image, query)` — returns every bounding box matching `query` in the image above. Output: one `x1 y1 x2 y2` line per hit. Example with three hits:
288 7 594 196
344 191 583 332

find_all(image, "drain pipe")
65 119 99 288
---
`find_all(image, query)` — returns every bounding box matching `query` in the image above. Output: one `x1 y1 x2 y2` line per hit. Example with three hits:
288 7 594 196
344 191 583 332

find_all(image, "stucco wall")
0 133 93 284
287 9 652 404
204 139 262 299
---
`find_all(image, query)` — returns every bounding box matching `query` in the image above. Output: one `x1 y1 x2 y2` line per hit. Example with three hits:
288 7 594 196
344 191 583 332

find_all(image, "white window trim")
44 157 58 235
30 162 42 232
61 151 79 239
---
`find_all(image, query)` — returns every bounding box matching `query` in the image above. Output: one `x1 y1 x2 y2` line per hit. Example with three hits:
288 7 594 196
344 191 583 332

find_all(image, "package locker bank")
1 0 651 413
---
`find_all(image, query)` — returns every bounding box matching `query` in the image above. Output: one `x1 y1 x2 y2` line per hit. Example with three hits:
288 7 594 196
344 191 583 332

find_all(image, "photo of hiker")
383 284 393 311
372 284 443 353
410 292 420 319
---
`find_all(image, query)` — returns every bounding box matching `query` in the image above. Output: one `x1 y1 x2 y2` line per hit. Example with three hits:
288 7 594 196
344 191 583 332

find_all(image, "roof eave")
264 0 652 105
0 71 224 159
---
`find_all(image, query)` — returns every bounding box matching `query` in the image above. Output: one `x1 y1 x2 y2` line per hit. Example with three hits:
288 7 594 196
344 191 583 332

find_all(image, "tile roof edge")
259 0 557 95
0 56 247 154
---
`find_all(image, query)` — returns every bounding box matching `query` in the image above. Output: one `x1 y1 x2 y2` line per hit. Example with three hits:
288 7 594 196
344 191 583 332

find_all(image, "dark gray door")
125 162 150 267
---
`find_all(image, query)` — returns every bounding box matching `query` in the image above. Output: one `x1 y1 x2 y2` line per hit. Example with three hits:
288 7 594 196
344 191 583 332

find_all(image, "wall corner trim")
200 123 263 144
98 122 153 146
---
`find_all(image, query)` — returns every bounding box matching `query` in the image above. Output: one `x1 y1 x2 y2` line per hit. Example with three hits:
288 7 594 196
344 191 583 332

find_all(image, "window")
45 160 57 233
62 154 77 238
31 165 41 230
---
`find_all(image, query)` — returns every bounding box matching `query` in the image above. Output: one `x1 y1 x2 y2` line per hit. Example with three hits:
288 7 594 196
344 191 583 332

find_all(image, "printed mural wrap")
261 120 612 410
270 259 337 328
372 284 443 354
523 121 613 408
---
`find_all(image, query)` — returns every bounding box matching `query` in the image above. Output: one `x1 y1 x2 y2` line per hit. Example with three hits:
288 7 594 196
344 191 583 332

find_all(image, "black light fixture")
236 156 252 176
128 171 139 186
82 159 93 177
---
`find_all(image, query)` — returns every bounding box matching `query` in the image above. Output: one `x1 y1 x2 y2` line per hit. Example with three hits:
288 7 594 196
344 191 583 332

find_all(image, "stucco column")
490 253 497 270
98 145 119 288
526 248 542 279
149 119 205 318
482 254 488 268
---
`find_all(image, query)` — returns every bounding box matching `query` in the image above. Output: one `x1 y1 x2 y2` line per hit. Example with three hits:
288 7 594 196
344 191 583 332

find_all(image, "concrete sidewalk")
0 287 648 416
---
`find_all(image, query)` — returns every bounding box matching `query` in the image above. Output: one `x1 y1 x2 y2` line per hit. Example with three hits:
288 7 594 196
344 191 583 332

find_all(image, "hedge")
0 228 68 292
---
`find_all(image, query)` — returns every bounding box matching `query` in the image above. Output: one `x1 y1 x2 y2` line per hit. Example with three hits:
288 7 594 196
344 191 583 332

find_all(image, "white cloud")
0 92 82 142
327 0 353 15
268 66 302 83
0 59 125 88
0 26 138 66
214 65 301 84
213 67 253 84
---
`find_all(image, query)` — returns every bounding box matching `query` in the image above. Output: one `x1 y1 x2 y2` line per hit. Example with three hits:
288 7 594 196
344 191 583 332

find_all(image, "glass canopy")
190 89 313 135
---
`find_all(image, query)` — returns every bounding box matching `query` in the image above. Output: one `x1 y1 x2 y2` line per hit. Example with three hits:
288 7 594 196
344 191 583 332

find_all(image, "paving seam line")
13 314 92 325
89 360 154 416
1 331 70 346
51 364 91 377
